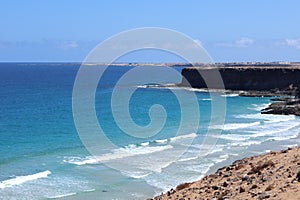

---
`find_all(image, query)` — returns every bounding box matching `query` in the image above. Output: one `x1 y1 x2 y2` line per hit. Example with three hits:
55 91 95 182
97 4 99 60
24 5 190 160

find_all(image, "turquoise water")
0 63 299 199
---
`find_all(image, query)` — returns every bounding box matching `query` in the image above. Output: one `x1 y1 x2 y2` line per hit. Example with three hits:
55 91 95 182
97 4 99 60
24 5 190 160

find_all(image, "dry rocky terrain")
152 147 300 200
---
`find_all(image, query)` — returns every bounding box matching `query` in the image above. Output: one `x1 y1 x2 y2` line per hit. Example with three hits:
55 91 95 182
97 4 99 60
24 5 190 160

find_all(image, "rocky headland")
179 65 300 116
180 66 300 91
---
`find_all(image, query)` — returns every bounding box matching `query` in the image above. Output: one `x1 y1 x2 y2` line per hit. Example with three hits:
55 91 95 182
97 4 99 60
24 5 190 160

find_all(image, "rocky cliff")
180 66 300 91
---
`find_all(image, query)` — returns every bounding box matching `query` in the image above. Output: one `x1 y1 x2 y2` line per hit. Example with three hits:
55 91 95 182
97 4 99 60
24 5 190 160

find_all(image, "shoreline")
152 147 300 200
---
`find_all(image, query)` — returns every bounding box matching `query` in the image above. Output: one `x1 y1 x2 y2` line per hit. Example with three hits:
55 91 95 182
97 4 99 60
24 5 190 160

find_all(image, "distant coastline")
1 61 300 67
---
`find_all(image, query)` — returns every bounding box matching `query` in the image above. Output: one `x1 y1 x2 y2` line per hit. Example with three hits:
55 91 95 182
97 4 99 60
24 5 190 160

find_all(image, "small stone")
258 192 270 199
222 181 228 187
212 185 219 190
296 171 300 182
235 164 245 170
232 177 239 182
251 184 258 189
281 149 288 153
239 187 245 193
261 177 268 182
242 176 252 183
251 192 257 197
265 184 273 191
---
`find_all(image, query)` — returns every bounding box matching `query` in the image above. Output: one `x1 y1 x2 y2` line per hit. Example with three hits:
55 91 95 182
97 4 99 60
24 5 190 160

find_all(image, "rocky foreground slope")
152 147 300 200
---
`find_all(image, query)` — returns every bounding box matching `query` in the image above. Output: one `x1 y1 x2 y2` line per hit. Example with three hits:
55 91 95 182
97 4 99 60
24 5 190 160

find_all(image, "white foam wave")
221 93 239 97
211 121 261 130
217 126 299 145
170 133 197 141
184 162 214 174
217 134 250 141
235 140 262 147
209 154 229 164
48 192 76 199
189 144 224 153
121 171 152 179
249 103 271 111
202 98 212 101
250 122 299 137
66 145 173 165
155 139 168 144
282 144 298 148
137 85 148 88
0 170 51 189
237 113 296 123
177 156 199 162
182 87 207 92
268 134 298 141
141 142 150 146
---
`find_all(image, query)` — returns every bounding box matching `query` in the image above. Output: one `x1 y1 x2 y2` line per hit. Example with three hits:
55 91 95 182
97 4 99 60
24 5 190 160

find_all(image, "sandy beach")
153 147 300 200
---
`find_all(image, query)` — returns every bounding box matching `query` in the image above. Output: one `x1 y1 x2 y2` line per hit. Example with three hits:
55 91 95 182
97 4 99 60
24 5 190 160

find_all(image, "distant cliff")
180 66 300 90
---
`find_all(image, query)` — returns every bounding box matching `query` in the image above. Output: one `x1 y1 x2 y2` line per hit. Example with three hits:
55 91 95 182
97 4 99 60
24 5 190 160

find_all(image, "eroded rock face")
180 66 300 116
180 67 300 91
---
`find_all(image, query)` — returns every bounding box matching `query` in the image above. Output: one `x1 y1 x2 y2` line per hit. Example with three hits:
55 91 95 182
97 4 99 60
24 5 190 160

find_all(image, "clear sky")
1 0 300 62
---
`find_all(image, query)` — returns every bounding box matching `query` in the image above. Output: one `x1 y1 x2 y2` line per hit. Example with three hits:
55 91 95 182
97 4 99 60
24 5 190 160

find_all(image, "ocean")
0 63 299 199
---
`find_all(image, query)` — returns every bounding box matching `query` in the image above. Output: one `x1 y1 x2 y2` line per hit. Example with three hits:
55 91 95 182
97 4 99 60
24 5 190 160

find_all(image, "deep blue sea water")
0 63 299 199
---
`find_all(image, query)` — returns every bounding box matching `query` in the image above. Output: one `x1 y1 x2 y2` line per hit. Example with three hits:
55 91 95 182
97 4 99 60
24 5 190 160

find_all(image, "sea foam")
65 145 173 165
0 170 51 189
211 121 261 130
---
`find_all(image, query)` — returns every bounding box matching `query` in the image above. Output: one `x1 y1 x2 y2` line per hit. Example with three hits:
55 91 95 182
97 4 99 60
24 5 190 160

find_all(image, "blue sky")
1 0 300 62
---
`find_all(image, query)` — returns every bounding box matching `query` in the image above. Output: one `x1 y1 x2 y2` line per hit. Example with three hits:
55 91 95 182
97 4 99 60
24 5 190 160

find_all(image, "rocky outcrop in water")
261 99 300 116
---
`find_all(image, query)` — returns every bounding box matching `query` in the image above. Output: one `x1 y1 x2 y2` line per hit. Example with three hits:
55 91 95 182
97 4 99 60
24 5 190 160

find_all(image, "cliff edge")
180 66 300 91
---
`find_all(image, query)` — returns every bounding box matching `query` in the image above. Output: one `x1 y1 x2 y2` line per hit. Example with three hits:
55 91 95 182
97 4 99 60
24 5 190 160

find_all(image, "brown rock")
296 171 300 182
265 184 274 191
250 184 258 189
212 185 219 190
248 160 275 175
222 181 228 187
258 192 270 199
239 187 245 193
242 176 252 183
176 182 192 191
